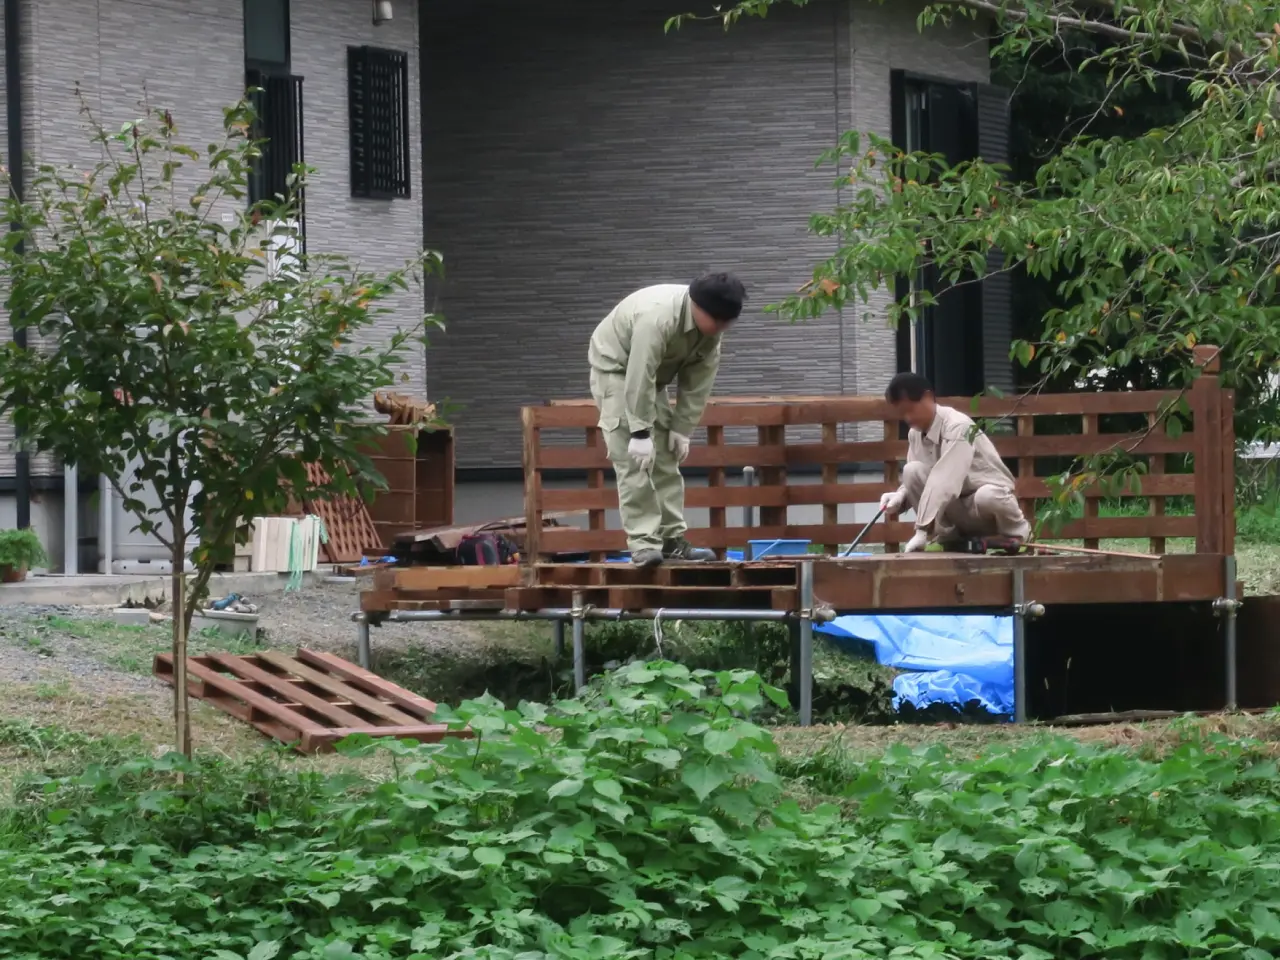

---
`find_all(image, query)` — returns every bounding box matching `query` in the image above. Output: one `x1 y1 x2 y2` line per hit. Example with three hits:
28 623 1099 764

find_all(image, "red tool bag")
455 532 520 565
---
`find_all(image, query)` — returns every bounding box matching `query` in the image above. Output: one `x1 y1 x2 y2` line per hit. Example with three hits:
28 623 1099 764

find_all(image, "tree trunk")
172 523 192 760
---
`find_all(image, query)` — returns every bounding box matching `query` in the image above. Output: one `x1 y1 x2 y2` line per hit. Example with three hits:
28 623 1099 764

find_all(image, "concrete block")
113 607 153 627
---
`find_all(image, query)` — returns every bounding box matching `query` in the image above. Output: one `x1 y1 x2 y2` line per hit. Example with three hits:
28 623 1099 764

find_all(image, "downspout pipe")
4 0 30 530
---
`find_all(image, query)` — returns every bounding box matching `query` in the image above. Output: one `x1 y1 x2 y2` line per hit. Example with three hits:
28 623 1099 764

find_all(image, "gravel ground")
0 578 535 707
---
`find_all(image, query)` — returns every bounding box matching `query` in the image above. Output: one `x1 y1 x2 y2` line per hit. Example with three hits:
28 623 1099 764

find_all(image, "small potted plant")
0 528 47 582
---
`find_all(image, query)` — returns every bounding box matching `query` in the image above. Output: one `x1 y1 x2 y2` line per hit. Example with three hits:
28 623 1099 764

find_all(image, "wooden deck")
355 348 1244 724
360 552 1231 614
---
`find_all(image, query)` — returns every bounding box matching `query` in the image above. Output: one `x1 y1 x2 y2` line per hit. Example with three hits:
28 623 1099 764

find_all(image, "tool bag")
455 532 520 565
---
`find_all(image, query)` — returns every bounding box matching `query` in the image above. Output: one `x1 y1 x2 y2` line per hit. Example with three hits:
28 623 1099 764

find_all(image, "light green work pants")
589 370 686 553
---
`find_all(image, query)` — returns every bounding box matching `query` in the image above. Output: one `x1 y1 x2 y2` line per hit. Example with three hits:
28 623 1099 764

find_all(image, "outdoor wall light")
373 0 393 24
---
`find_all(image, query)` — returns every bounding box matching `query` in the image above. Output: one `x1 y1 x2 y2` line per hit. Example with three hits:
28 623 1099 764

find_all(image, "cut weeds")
2 664 1280 959
30 614 259 674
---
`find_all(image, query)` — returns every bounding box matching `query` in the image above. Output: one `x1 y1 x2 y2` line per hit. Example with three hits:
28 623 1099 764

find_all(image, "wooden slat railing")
522 346 1234 560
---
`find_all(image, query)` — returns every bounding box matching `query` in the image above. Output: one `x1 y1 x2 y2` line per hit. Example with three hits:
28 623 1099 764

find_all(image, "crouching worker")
588 273 747 567
880 372 1030 554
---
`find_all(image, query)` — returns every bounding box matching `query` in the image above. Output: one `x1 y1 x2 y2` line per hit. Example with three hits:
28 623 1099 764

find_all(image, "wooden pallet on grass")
154 647 455 753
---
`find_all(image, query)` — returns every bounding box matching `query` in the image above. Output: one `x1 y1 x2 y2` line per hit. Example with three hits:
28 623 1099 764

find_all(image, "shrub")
5 668 1280 958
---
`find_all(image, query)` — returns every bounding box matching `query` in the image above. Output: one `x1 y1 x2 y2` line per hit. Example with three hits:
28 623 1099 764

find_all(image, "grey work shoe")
663 537 716 562
631 548 664 568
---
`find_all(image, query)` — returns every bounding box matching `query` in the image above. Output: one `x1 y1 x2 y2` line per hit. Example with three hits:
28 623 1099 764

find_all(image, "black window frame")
347 45 413 200
244 0 291 77
244 0 305 250
889 69 1012 399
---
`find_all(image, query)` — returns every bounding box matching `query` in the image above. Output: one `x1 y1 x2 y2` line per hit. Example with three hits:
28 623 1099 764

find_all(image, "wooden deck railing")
521 346 1235 560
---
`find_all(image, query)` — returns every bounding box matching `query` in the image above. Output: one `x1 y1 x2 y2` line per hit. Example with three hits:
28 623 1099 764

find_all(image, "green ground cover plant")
1 664 1279 958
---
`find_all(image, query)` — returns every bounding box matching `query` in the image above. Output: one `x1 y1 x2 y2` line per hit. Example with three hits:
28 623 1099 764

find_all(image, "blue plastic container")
748 538 811 560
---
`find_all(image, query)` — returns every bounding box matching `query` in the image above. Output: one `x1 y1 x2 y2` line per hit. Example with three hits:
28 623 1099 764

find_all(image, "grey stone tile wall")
422 0 991 469
0 0 425 475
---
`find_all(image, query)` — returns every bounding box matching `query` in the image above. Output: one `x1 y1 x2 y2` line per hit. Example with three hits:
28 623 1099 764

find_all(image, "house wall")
0 0 426 566
0 0 427 481
422 0 991 470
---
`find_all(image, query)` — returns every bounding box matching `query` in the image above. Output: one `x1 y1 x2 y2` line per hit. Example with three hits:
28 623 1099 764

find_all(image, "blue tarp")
817 613 1014 717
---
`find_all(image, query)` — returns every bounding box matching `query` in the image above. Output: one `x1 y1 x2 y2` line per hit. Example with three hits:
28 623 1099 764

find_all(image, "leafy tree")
679 0 1280 442
0 99 442 757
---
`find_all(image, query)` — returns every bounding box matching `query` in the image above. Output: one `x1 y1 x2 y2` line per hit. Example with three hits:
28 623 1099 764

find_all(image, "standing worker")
588 273 747 567
881 371 1030 553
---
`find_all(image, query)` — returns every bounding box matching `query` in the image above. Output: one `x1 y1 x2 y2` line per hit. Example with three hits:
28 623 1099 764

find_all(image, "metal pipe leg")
355 613 371 670
1010 569 1045 723
1012 569 1027 723
571 592 586 693
1223 555 1239 711
798 560 814 726
553 619 566 660
788 618 801 706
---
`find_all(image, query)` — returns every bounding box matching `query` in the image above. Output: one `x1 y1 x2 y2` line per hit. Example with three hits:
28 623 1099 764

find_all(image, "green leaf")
548 778 584 799
704 728 742 755
109 926 137 947
322 943 358 960
248 943 281 960
682 761 727 802
643 748 682 769
593 778 623 801
848 898 882 922
474 847 506 867
311 890 341 908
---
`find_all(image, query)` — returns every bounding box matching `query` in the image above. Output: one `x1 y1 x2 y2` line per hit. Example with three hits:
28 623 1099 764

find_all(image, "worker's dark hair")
689 272 747 322
885 371 934 403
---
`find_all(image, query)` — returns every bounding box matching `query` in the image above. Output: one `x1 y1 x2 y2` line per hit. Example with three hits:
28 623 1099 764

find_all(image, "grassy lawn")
0 506 1274 787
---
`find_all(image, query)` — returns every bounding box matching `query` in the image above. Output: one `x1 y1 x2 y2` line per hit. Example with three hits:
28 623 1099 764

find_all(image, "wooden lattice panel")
301 462 383 564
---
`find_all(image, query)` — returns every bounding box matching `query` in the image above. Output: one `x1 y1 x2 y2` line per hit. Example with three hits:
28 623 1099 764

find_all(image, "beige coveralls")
897 405 1030 541
588 285 721 553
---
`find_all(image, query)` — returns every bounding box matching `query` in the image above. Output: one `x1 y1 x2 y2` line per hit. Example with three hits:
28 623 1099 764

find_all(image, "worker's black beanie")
689 272 747 322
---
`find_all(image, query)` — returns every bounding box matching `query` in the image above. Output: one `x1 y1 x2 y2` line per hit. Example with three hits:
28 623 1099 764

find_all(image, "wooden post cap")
1192 344 1221 374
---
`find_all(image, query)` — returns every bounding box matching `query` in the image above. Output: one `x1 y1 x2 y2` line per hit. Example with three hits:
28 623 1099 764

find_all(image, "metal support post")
553 619 566 659
63 462 77 575
571 591 587 693
797 560 815 726
99 473 113 574
1011 568 1046 724
1214 555 1242 711
742 465 756 644
355 612 371 670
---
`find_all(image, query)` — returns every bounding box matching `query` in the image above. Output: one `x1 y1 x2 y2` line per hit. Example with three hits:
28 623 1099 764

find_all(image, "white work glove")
904 529 929 554
668 431 691 463
628 435 655 471
879 490 906 514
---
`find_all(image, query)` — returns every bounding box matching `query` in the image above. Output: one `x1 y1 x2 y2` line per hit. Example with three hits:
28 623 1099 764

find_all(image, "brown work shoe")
663 537 716 562
631 548 664 568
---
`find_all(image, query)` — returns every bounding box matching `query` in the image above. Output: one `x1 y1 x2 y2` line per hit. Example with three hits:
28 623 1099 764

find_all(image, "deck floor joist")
360 553 1232 615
